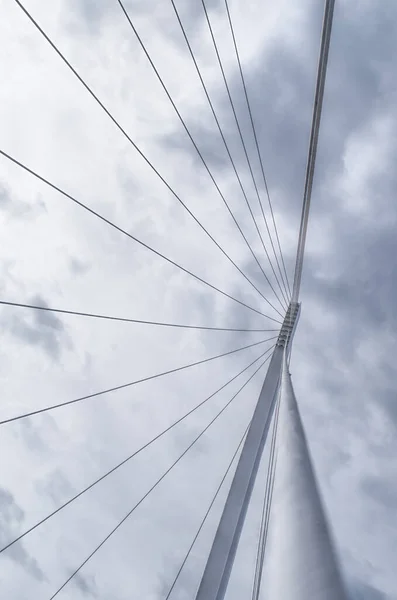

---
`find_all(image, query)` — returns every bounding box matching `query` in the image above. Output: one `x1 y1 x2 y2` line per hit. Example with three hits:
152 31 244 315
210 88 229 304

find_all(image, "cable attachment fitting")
276 302 300 349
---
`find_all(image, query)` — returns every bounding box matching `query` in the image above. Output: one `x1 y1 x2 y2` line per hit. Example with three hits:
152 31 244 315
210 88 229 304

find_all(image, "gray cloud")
156 559 197 600
5 294 70 360
206 0 397 249
0 181 10 208
70 257 90 276
63 0 116 37
0 181 46 220
35 468 75 506
73 571 98 597
160 121 231 176
0 488 46 583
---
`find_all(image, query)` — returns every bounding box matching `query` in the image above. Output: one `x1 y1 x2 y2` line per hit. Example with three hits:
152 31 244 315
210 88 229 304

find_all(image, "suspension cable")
164 420 251 599
200 0 289 308
0 300 280 333
12 0 283 318
223 0 292 299
0 149 282 324
116 0 284 315
0 337 277 426
169 0 287 312
0 347 273 555
47 357 269 599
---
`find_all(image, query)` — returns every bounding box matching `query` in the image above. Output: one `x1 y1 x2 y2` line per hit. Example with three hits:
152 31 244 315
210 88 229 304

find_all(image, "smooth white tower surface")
263 356 347 600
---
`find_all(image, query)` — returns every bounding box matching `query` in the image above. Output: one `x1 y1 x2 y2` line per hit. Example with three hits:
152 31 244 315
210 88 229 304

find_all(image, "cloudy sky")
1 0 397 598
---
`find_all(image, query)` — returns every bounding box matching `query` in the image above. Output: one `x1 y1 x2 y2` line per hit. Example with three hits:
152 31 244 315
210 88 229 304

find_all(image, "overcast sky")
1 0 397 599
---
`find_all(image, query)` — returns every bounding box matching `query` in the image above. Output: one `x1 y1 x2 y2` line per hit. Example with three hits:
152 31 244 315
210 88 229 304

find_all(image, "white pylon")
262 353 347 600
194 304 300 600
195 1 337 592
